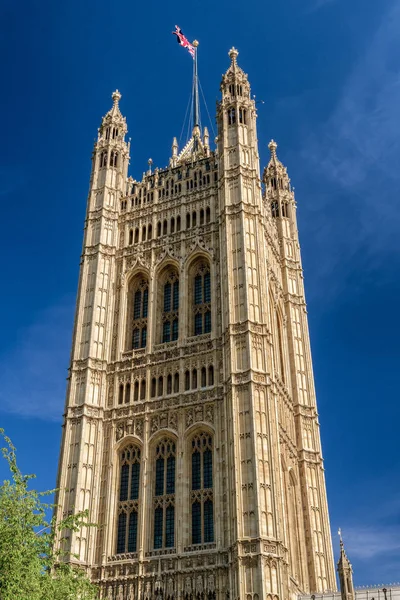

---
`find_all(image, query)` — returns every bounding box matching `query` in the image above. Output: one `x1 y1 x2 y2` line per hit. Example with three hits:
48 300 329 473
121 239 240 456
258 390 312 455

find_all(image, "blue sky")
1 0 400 587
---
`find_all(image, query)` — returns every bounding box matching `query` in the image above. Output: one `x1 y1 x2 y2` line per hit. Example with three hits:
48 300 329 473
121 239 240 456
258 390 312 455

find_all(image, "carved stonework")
55 54 337 600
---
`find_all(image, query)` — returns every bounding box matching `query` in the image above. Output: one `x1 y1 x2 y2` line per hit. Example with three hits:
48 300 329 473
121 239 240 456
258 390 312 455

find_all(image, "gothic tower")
55 49 336 600
337 536 355 600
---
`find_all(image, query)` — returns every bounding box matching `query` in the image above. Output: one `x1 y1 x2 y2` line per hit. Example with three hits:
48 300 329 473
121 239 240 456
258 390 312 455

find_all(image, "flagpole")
193 40 200 129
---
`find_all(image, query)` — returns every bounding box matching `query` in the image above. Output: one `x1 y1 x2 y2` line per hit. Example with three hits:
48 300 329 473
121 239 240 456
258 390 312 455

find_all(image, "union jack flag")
172 25 195 59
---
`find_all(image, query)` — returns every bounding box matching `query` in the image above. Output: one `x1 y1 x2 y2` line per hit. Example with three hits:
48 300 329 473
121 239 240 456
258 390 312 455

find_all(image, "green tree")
0 430 98 600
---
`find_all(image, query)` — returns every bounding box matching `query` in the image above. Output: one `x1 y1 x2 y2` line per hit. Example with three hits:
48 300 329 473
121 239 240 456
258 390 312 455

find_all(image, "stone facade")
54 48 336 599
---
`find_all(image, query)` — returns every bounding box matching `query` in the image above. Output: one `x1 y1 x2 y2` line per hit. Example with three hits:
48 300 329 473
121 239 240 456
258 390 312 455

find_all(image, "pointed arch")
151 436 177 550
154 262 180 344
126 272 149 350
186 255 212 337
187 430 214 545
115 443 141 554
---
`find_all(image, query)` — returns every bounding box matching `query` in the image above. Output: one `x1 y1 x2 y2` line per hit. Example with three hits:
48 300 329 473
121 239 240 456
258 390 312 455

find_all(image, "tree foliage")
0 430 98 599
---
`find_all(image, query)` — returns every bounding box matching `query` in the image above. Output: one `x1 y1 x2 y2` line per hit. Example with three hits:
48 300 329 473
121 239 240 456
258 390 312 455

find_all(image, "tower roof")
263 139 290 187
100 89 127 132
220 47 250 95
337 534 353 573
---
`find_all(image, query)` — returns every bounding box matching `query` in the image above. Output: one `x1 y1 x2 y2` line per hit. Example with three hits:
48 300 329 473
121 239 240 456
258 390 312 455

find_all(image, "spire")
220 46 251 99
229 46 239 68
263 140 291 192
98 90 127 141
268 139 278 163
337 533 355 600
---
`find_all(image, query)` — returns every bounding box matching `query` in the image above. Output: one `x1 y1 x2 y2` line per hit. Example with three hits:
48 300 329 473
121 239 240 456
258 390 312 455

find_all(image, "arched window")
281 202 289 218
162 271 179 343
206 207 211 223
157 222 162 237
100 151 108 168
163 220 168 236
191 433 214 545
208 365 214 386
192 368 197 389
170 217 175 234
151 377 156 398
148 224 152 240
116 445 141 554
134 228 139 244
130 278 148 350
228 108 236 125
167 374 172 395
185 370 190 391
174 373 179 393
153 438 176 550
158 376 163 397
176 215 181 232
142 225 147 241
128 229 133 245
192 262 211 336
239 108 247 124
186 213 190 229
134 381 139 402
140 380 146 400
271 201 279 218
110 150 118 168
200 209 204 225
125 382 131 404
118 384 124 405
192 211 197 227
201 367 207 388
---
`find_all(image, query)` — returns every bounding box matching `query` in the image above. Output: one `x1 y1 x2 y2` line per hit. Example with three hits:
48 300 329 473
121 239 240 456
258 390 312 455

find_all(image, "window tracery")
162 271 179 343
191 262 211 336
130 278 149 350
116 445 141 554
153 438 176 550
190 433 214 545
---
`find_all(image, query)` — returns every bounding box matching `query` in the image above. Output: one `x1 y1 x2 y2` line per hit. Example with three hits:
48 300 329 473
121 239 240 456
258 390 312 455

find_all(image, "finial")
172 137 178 157
112 89 121 106
148 158 153 175
268 139 278 156
229 47 239 64
193 39 199 47
192 124 201 139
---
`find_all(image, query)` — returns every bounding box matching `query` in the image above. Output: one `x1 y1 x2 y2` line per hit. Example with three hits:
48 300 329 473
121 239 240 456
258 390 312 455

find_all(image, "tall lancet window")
162 271 179 343
192 262 211 336
131 278 149 350
153 438 176 550
191 432 214 545
116 445 141 554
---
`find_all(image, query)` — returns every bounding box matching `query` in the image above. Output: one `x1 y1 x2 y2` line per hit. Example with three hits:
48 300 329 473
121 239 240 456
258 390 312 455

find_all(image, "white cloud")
0 300 74 421
294 1 400 297
342 525 400 560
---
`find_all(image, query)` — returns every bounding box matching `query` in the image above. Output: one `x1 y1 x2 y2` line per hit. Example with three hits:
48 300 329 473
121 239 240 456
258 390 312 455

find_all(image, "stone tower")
337 536 355 600
55 48 336 600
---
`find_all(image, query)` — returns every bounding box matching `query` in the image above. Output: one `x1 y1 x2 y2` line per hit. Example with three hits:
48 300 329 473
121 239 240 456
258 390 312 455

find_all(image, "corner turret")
337 533 355 600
